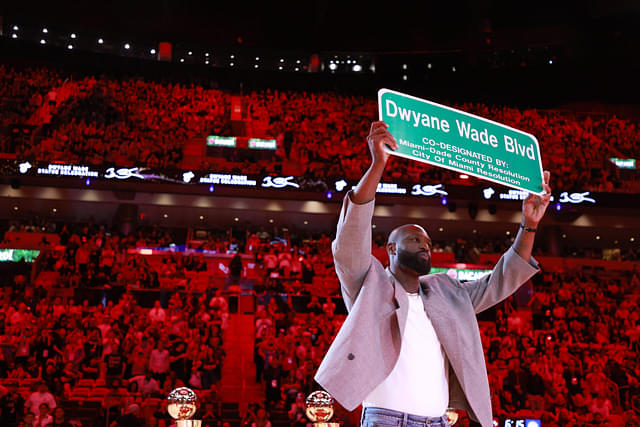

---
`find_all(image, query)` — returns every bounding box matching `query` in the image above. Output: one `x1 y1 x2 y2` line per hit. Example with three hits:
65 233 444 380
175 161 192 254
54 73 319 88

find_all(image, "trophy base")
176 420 202 427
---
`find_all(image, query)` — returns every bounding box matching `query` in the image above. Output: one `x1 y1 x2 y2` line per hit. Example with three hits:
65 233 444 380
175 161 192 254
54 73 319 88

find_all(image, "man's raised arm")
351 121 398 204
464 170 552 313
331 122 397 307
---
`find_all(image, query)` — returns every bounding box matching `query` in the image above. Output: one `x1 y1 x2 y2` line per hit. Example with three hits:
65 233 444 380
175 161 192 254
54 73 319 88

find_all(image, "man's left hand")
522 170 551 227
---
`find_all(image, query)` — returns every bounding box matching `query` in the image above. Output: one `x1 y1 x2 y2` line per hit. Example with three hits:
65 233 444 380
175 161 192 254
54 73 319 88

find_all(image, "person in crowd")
149 341 170 387
0 386 25 426
25 382 57 416
129 370 161 396
34 402 53 427
49 407 73 427
111 403 142 427
251 407 272 427
148 301 166 323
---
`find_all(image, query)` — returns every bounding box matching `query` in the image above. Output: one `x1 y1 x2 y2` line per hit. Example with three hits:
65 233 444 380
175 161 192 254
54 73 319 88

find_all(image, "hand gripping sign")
378 89 545 195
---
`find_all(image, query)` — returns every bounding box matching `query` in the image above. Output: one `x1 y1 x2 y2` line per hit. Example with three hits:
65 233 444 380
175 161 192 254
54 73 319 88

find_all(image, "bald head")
386 224 432 276
388 224 429 246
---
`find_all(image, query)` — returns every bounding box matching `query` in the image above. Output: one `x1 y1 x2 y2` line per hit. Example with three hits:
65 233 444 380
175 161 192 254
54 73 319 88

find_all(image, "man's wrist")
520 220 537 232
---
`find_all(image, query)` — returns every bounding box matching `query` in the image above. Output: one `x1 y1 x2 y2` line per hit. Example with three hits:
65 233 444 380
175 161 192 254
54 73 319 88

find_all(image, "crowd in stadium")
0 213 638 425
1 259 639 426
1 65 639 193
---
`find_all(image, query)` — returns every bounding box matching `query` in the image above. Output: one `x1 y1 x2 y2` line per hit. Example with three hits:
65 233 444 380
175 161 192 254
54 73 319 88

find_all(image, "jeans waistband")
362 406 448 425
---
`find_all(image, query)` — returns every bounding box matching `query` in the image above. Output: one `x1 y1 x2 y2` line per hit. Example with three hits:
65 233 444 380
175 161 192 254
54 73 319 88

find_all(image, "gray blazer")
314 193 539 427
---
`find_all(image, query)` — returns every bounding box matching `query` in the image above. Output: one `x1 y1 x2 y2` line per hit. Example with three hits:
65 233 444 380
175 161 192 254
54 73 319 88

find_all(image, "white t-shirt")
26 391 57 415
363 293 449 417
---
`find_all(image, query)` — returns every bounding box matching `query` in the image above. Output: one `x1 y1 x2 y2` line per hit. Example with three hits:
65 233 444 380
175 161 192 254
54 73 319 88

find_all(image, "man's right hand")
351 121 398 204
367 121 398 166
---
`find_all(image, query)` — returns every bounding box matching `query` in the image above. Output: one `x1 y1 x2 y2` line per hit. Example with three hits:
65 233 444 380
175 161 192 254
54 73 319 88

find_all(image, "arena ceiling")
3 0 640 52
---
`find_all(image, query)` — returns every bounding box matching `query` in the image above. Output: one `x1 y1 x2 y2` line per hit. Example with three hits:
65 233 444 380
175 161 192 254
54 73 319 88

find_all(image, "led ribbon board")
206 136 237 147
378 89 545 194
609 157 636 169
430 267 492 281
0 249 40 263
248 138 277 150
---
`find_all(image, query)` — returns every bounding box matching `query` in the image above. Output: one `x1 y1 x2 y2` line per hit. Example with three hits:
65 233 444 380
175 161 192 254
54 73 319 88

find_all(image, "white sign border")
378 88 546 196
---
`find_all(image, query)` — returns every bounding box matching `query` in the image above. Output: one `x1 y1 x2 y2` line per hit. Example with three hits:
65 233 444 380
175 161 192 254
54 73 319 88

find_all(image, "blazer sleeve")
459 246 540 313
331 191 375 309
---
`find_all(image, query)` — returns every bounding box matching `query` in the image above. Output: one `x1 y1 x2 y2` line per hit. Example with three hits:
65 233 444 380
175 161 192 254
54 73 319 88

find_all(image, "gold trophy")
167 387 201 427
306 390 340 427
445 408 459 425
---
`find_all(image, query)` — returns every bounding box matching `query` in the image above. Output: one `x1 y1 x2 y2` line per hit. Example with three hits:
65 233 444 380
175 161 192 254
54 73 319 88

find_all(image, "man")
25 382 56 416
111 403 142 427
50 407 73 427
315 122 551 427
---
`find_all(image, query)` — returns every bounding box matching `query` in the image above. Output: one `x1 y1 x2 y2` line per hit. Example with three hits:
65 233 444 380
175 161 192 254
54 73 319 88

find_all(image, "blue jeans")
361 407 450 427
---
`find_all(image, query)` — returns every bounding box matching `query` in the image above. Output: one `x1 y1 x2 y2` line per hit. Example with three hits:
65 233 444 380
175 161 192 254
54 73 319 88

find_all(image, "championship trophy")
167 387 201 427
445 408 459 425
306 390 340 427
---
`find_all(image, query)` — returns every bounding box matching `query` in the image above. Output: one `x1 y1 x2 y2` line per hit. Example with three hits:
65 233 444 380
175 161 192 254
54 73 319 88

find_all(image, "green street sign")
378 89 545 194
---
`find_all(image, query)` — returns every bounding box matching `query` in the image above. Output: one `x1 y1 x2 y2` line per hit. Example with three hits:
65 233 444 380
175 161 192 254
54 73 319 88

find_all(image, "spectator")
25 382 56 416
149 341 170 387
129 371 161 396
0 387 25 426
50 407 73 427
148 301 166 323
111 403 142 427
34 402 53 427
251 408 272 427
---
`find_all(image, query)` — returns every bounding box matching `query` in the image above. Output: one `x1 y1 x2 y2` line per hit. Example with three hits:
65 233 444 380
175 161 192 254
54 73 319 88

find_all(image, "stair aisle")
218 313 264 418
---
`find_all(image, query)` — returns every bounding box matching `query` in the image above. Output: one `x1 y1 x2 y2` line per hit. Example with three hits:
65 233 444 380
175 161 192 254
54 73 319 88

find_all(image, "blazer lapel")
386 269 409 337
